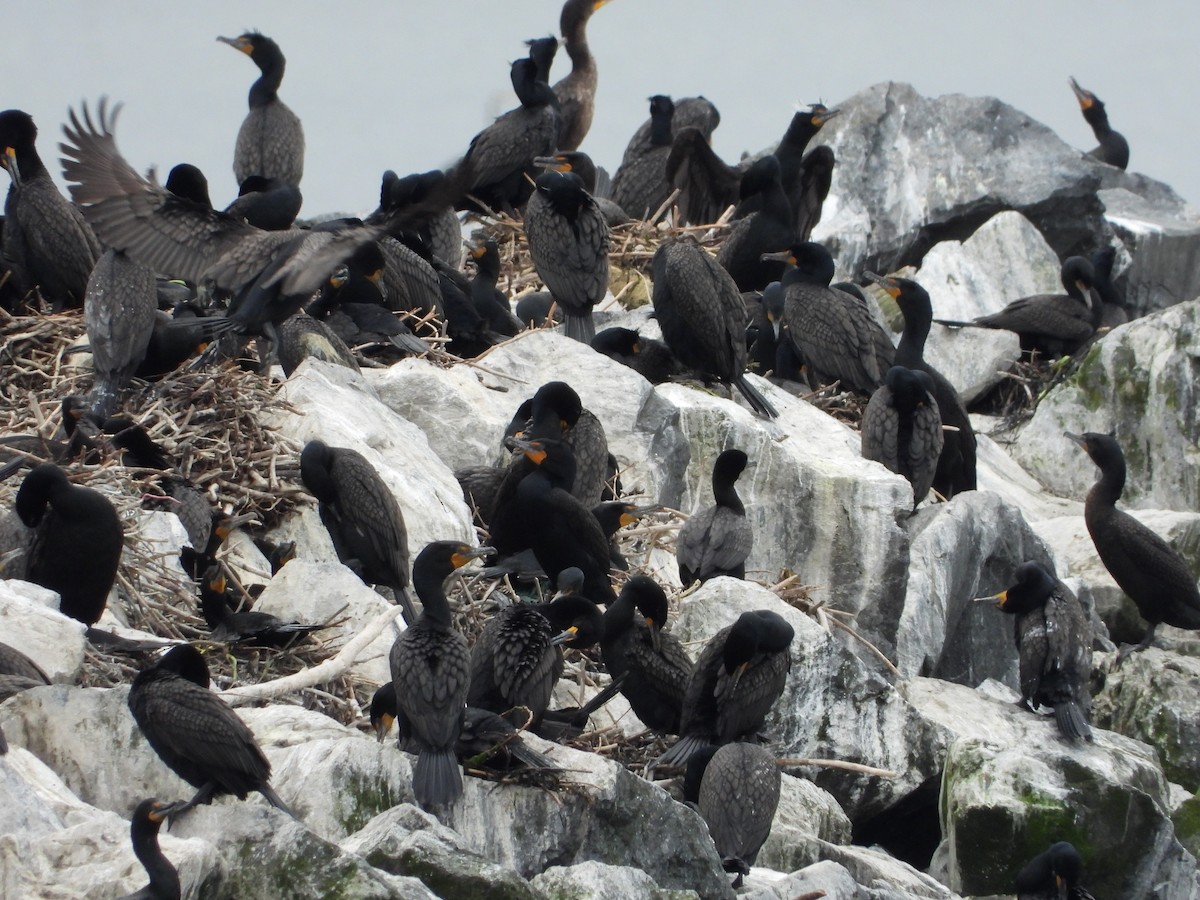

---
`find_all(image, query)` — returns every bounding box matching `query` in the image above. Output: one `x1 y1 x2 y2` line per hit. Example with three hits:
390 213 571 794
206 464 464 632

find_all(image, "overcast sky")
7 1 1197 217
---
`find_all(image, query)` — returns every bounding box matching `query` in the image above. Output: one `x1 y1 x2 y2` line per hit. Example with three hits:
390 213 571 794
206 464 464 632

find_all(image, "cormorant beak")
593 0 610 11
209 571 228 594
1054 873 1067 899
1068 77 1095 109
468 243 487 260
533 156 570 173
373 712 395 743
812 107 841 126
619 503 661 527
218 35 253 56
1 147 20 188
863 271 901 299
450 545 495 570
147 799 186 824
367 268 383 286
1064 431 1088 452
214 512 258 541
644 618 663 653
509 436 548 465
976 591 1007 609
760 249 796 265
551 625 579 647
729 660 749 691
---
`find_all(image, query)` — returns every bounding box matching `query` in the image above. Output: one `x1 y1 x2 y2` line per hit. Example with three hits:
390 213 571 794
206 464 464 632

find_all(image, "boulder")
0 581 86 681
757 773 853 873
530 860 699 899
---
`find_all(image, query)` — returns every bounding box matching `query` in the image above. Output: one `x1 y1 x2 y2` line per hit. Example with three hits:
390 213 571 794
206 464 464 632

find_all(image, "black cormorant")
861 366 944 509
657 609 794 767
600 575 692 734
0 640 50 701
1016 840 1096 899
685 742 781 889
773 104 838 228
299 440 416 623
532 151 630 225
865 272 976 498
198 565 324 648
1067 431 1200 662
665 126 741 226
524 165 610 342
553 0 611 151
467 239 522 337
223 175 302 230
0 109 100 309
276 311 361 377
622 96 719 166
389 541 491 810
610 96 675 220
652 236 778 417
1090 245 1128 329
369 169 463 270
15 463 123 625
788 145 835 243
85 249 157 418
979 561 1093 741
218 32 305 186
590 326 680 384
128 644 293 817
677 449 753 585
1069 77 1129 170
118 798 182 900
164 163 212 208
717 155 794 292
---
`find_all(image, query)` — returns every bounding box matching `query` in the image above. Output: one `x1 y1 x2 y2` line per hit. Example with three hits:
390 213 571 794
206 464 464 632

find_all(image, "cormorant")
935 256 1101 357
219 32 305 186
685 742 781 889
622 96 719 167
772 105 838 236
15 463 123 626
861 366 944 509
1067 431 1200 662
665 126 741 226
0 640 50 701
656 609 794 767
451 57 559 216
1090 245 1128 329
652 236 778 417
299 440 416 624
223 175 302 230
677 449 753 585
865 272 976 498
514 291 562 328
610 95 676 220
762 242 894 395
553 0 612 151
788 145 835 243
276 311 361 377
467 239 522 337
590 326 680 384
128 644 293 817
1069 77 1129 170
84 248 157 418
531 151 629 225
592 500 661 570
600 575 692 734
0 395 102 479
118 798 182 900
979 561 1093 741
369 169 463 270
746 281 801 382
716 155 794 292
0 109 100 309
164 163 212 208
60 101 380 369
1016 840 1096 899
198 565 324 648
524 164 610 342
390 541 491 810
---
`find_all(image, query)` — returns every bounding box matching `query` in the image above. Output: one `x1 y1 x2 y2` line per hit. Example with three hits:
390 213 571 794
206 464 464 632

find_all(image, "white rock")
0 583 86 681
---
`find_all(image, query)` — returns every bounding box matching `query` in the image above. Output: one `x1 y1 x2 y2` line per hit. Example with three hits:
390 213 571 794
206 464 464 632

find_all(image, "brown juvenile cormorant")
935 256 1101 357
276 311 360 377
1069 77 1129 170
0 109 100 309
553 0 611 150
677 449 753 585
118 798 183 900
223 175 303 230
685 742 781 889
717 155 794 292
1016 840 1096 899
610 95 676 220
299 439 416 624
600 575 692 734
467 239 522 337
1067 431 1200 662
524 164 610 342
15 463 123 625
128 643 293 817
763 242 894 395
85 248 157 418
390 541 490 810
979 561 1093 741
656 609 794 768
219 32 305 186
451 57 559 216
652 236 778 417
0 640 50 701
590 326 681 384
198 565 324 648
861 366 944 509
865 272 976 499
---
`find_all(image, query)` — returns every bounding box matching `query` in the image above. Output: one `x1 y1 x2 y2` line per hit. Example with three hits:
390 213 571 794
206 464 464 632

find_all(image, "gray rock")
816 841 957 898
757 773 853 873
0 581 86 681
530 859 700 899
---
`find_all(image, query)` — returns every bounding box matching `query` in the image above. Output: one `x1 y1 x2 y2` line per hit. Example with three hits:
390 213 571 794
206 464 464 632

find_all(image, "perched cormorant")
128 644 293 817
774 105 839 237
223 175 302 230
0 109 100 309
665 126 741 227
390 541 491 810
610 96 676 220
657 609 794 767
935 256 1101 357
1067 431 1200 662
15 463 123 625
84 248 157 418
1069 77 1129 170
534 152 630 224
622 96 719 167
592 500 661 570
980 561 1093 741
763 242 894 395
369 169 463 271
677 449 753 585
0 640 50 701
299 440 416 623
685 742 781 889
524 164 610 342
590 326 680 384
553 0 611 151
865 272 976 499
652 236 778 417
219 32 305 186
276 311 361 377
1016 840 1096 899
1090 245 1128 329
118 798 182 900
164 163 212 208
467 239 522 337
514 291 562 328
198 566 324 648
861 366 944 509
717 155 794 292
746 281 800 381
600 575 692 734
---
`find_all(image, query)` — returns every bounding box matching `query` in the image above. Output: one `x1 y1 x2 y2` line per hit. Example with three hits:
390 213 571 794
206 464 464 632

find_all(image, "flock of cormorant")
0 1 1184 896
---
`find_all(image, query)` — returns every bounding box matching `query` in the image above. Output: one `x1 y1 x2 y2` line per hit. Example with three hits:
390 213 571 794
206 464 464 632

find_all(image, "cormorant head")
528 381 583 435
468 239 501 279
1068 77 1101 112
885 366 935 412
154 643 211 688
982 560 1057 615
624 574 668 652
524 35 559 83
0 109 38 187
1060 256 1096 300
712 448 749 487
590 326 640 357
547 594 605 648
369 684 397 743
14 463 70 527
1065 430 1125 474
807 103 841 128
218 32 284 70
165 163 212 208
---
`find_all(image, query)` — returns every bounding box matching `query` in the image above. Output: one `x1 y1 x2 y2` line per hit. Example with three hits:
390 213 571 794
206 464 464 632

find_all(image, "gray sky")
8 1 1198 216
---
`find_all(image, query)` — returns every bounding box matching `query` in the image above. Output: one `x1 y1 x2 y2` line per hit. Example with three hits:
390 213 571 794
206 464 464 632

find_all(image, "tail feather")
258 784 298 819
564 311 596 344
652 733 708 771
413 748 463 810
1054 701 1093 742
735 375 778 419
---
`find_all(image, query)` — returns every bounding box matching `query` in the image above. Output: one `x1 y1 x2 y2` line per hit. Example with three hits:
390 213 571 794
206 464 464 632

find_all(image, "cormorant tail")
1055 701 1093 743
735 375 778 418
258 785 298 819
564 311 596 344
652 733 708 770
413 748 463 810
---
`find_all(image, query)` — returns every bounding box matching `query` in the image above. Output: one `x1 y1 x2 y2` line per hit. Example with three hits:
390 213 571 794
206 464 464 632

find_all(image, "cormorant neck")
13 145 48 181
713 473 745 515
413 570 454 629
779 114 819 158
649 114 673 147
249 54 284 108
1090 457 1125 506
132 828 181 900
896 294 932 368
1085 107 1113 138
